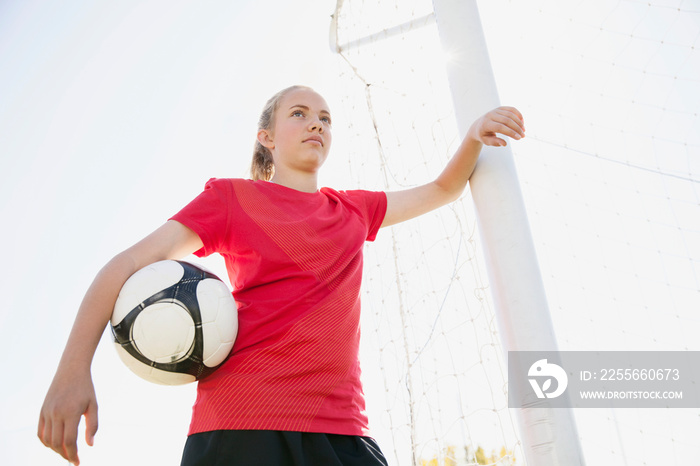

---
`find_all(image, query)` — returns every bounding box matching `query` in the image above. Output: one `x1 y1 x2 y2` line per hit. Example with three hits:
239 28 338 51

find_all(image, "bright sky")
0 1 346 464
2 1 699 465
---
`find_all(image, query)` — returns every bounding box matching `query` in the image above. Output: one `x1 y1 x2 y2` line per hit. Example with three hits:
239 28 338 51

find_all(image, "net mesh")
332 0 700 465
333 1 522 464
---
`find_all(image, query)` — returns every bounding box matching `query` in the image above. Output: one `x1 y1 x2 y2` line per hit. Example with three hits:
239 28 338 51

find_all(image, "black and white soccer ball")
110 260 237 385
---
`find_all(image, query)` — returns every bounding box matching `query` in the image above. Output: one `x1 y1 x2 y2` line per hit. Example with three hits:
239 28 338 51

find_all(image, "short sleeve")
343 190 387 242
169 178 232 257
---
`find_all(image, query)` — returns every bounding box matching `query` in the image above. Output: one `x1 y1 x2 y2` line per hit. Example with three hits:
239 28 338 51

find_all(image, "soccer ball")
110 260 237 385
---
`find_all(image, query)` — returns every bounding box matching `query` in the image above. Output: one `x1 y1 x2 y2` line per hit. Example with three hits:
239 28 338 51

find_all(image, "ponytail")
251 141 274 181
250 85 313 181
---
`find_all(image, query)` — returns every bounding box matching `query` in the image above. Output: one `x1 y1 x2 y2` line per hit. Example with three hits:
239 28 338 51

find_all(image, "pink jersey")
170 178 387 436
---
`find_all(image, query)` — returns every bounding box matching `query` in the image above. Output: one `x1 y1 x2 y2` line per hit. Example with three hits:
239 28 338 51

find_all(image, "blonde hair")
250 85 313 181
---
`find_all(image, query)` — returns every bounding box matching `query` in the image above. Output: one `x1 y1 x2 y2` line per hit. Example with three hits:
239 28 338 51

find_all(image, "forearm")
54 221 202 375
381 136 483 228
39 221 202 464
434 134 483 200
434 106 525 197
55 252 138 375
381 107 524 228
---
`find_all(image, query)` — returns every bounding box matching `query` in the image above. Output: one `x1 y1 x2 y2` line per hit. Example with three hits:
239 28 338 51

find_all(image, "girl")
38 85 524 465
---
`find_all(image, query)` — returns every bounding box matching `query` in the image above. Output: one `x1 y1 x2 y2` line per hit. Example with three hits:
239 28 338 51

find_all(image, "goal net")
330 0 700 465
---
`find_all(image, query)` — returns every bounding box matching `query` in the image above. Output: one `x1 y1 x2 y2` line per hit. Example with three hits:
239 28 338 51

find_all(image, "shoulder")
321 187 387 221
199 178 258 197
202 177 248 189
321 187 386 202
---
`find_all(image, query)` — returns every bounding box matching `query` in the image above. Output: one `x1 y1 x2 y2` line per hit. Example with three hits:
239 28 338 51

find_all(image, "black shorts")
180 430 389 466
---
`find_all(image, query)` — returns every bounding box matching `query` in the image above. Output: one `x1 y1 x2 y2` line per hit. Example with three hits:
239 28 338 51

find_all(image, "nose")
309 116 324 132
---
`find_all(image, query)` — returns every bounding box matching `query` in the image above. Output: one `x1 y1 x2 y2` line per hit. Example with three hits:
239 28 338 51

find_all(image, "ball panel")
201 323 235 367
111 260 185 325
196 279 231 322
132 302 195 363
214 294 238 343
197 279 238 367
111 260 237 385
114 343 196 385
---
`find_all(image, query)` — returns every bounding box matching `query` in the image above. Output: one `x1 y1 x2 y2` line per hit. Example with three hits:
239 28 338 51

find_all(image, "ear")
257 129 274 150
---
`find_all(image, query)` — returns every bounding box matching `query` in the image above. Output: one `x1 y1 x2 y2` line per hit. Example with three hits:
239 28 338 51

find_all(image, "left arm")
380 106 525 228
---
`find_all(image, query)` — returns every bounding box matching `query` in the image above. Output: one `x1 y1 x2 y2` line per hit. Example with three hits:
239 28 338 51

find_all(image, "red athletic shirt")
170 178 387 436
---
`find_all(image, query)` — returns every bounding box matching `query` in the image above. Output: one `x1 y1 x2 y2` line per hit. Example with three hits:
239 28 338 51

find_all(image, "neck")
269 171 318 193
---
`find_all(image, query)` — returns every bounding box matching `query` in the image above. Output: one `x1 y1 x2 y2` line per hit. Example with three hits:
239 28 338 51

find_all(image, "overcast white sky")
2 1 699 465
0 1 348 464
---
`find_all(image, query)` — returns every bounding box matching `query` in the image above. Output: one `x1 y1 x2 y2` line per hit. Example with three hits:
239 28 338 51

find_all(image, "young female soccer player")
38 85 524 465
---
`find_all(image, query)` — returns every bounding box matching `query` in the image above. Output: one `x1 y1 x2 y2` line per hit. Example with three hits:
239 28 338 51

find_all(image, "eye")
321 116 332 125
291 110 305 117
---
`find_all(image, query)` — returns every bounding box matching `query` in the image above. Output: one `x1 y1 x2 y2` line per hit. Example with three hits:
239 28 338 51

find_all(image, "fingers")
37 415 46 446
38 409 82 465
493 107 525 138
49 416 80 465
482 107 525 147
483 136 508 147
50 418 66 460
500 105 525 124
85 400 99 446
62 419 80 465
39 371 98 465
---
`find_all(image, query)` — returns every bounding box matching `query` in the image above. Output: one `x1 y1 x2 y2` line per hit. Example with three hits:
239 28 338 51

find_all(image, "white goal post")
331 0 587 463
432 1 585 464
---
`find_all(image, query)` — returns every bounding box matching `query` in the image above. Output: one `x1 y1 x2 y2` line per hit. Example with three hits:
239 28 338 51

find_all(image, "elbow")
447 186 464 203
434 180 465 205
100 250 140 282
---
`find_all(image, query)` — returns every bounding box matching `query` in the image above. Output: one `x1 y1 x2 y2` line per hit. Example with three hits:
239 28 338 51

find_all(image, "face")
258 88 332 175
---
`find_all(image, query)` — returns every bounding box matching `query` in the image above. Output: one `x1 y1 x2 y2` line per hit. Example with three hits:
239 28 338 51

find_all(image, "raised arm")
38 220 202 465
380 106 525 228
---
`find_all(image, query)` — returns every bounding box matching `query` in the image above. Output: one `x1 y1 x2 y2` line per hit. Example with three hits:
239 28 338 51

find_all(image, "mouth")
303 136 323 147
